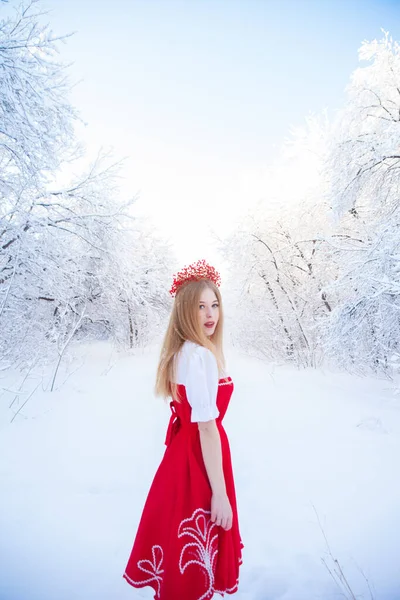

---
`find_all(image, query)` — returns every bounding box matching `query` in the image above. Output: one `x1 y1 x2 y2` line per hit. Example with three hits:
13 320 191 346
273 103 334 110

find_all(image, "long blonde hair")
154 279 225 402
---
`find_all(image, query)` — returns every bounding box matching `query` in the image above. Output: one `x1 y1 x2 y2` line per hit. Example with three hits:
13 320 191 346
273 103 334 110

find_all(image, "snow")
1 341 400 600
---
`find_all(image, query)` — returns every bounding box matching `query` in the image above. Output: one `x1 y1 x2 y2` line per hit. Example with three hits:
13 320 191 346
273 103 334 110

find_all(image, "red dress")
123 374 243 599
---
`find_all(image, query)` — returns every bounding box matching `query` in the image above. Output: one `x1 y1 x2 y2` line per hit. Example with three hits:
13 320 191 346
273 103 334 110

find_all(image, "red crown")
169 259 221 297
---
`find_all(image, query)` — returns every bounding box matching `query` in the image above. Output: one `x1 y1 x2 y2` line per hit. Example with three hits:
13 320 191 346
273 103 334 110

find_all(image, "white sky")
37 0 400 267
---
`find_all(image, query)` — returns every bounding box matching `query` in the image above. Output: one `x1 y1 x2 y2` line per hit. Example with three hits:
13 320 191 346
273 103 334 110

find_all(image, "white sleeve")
185 346 219 423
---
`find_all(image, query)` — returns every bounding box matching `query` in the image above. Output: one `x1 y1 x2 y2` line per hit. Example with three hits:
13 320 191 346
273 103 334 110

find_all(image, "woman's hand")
211 491 233 530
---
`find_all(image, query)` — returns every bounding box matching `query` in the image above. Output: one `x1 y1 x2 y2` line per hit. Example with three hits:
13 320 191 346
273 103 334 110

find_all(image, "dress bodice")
164 377 234 447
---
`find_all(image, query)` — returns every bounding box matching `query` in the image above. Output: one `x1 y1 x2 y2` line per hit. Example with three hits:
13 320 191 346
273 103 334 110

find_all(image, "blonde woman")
123 259 243 599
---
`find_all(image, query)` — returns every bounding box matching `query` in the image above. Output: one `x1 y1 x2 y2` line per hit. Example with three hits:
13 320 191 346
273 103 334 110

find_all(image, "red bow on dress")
164 402 181 447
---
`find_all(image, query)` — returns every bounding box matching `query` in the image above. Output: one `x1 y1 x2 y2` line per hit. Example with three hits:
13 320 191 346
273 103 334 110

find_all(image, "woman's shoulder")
174 341 229 381
174 341 213 384
180 340 214 360
180 341 229 375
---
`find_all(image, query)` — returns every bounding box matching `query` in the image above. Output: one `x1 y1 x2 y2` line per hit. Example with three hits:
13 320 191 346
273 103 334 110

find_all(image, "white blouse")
174 341 227 423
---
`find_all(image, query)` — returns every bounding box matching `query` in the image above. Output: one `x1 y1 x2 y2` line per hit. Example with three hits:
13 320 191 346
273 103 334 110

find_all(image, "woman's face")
198 287 219 337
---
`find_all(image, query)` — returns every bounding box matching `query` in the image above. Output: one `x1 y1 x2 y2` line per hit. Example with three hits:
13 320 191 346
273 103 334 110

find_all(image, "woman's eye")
199 305 219 309
199 304 219 308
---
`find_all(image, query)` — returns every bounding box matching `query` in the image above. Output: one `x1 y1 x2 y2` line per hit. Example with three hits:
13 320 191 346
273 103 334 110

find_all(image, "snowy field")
0 341 400 600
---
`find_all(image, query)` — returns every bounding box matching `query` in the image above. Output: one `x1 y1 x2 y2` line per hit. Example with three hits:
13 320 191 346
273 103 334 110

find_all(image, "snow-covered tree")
222 31 400 378
325 31 400 375
221 115 333 367
0 1 174 375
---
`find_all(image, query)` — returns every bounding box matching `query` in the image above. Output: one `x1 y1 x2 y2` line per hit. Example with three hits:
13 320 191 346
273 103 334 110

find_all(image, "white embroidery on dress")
214 578 239 594
124 544 164 598
178 508 219 600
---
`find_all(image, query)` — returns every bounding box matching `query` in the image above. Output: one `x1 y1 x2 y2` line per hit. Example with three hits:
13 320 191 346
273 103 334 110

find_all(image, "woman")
123 259 243 599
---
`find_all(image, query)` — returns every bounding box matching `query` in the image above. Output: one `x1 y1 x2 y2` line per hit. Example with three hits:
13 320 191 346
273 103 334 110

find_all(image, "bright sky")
39 0 400 270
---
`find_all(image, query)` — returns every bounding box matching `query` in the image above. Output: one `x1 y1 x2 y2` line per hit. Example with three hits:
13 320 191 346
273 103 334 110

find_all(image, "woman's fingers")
211 499 233 530
223 517 231 530
213 511 219 526
223 512 232 531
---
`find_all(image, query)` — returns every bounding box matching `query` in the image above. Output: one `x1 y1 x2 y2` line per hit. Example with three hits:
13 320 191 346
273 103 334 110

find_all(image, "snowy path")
0 342 399 600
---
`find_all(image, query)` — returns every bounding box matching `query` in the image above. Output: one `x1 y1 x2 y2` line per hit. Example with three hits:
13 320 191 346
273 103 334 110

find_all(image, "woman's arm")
198 420 233 531
184 345 232 530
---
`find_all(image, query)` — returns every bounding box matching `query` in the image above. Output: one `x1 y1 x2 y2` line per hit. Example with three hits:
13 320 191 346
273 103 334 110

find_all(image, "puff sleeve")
185 346 219 422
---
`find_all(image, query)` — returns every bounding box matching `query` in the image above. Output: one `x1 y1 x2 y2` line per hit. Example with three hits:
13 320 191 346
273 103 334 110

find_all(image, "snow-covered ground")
0 341 399 600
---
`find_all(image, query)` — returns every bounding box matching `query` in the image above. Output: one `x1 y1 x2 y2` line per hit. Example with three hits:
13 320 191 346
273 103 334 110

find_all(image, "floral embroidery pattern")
214 579 240 595
178 508 219 600
124 544 164 598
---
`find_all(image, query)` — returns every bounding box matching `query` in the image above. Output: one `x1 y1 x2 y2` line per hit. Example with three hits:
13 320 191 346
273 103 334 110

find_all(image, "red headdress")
169 259 221 297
